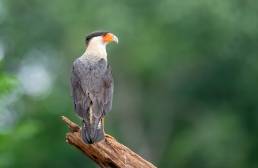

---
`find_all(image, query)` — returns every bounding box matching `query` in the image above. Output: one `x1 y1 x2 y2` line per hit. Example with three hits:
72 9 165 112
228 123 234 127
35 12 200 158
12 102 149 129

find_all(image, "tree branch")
61 116 157 168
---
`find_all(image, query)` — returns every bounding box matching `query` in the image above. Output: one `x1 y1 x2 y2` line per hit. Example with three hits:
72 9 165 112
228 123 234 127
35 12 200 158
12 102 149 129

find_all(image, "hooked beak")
112 34 119 44
103 33 119 44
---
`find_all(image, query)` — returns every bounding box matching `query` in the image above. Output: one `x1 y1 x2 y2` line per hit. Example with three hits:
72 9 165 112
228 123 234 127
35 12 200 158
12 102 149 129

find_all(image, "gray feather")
71 55 113 143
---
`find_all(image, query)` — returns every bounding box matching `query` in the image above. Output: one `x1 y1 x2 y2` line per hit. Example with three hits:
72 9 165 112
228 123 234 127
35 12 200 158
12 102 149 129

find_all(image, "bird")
71 31 118 144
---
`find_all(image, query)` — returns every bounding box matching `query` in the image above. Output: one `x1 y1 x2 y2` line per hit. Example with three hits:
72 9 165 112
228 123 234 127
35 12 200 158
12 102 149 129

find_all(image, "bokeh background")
0 0 258 167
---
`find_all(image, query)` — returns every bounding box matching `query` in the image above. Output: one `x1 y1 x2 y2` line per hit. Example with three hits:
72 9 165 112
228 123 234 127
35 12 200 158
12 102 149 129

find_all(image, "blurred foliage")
0 0 258 168
0 74 18 96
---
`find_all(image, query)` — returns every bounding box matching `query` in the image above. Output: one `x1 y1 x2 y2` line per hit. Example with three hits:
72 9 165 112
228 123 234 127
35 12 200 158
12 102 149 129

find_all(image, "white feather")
84 36 107 61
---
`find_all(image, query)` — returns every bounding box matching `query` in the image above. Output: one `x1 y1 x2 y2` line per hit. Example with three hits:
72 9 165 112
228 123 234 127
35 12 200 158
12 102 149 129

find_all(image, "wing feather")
103 64 113 114
71 58 113 119
71 59 90 118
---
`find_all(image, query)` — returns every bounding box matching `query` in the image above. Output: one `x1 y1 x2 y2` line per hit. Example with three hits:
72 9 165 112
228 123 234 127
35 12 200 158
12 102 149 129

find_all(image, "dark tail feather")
81 119 105 144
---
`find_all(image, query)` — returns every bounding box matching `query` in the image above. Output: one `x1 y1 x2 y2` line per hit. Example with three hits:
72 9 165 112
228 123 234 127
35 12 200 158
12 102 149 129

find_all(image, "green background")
0 0 258 167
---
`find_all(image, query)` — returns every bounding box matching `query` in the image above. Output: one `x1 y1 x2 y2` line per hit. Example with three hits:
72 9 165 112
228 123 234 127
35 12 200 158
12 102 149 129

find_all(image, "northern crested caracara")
71 31 118 144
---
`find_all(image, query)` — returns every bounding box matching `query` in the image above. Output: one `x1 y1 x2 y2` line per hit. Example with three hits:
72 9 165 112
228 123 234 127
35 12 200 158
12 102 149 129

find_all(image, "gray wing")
71 59 91 118
102 63 113 115
71 58 113 119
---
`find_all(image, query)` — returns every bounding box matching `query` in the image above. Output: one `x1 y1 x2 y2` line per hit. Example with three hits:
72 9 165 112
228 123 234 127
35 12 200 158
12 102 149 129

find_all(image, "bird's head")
85 31 118 47
84 31 118 59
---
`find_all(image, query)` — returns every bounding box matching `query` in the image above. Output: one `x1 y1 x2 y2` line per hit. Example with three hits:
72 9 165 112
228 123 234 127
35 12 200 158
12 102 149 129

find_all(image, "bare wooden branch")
62 116 157 168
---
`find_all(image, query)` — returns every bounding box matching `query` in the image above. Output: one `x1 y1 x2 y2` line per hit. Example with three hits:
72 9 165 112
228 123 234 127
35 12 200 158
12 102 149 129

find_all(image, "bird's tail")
81 118 105 144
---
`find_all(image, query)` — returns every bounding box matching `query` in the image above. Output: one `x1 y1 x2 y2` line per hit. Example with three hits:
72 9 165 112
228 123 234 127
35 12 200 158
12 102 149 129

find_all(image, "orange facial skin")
103 33 113 43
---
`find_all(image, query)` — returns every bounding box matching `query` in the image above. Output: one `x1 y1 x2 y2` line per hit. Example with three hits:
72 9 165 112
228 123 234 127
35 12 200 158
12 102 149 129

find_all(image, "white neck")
84 36 107 60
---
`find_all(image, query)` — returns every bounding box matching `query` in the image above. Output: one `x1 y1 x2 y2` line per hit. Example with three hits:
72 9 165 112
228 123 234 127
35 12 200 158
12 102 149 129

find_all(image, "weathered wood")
62 116 156 168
